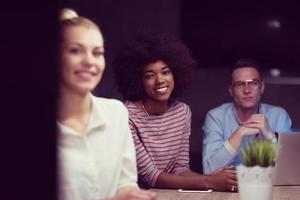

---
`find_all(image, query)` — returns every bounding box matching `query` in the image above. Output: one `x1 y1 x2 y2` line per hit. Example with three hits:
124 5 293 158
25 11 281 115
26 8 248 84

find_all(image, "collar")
57 94 106 136
88 94 106 131
233 103 261 125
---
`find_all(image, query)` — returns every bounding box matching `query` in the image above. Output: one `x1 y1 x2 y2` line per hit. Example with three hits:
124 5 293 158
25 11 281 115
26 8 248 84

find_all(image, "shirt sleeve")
129 120 163 188
202 112 237 174
173 105 191 174
117 107 139 190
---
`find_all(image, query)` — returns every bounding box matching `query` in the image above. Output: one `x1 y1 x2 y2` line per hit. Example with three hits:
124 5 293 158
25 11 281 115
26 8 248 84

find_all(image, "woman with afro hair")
113 31 237 191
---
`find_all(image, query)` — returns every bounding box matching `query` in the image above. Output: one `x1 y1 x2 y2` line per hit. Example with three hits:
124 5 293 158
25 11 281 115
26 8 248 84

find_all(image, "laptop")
273 132 300 185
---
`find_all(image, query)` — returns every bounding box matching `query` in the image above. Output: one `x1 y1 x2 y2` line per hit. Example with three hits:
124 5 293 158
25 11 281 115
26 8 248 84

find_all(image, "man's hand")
229 114 275 154
228 125 260 151
244 114 274 140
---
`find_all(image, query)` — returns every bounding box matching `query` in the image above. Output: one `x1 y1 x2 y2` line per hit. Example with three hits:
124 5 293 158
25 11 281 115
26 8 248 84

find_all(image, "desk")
151 186 300 200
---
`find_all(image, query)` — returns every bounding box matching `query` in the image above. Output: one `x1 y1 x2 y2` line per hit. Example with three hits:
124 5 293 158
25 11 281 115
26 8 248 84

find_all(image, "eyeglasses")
231 79 261 91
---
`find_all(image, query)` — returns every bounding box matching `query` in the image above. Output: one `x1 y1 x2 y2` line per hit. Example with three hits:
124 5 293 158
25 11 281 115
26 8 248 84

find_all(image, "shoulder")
167 101 191 122
124 100 141 115
260 103 292 131
170 100 191 114
92 96 127 114
207 102 233 116
124 100 136 110
260 103 289 115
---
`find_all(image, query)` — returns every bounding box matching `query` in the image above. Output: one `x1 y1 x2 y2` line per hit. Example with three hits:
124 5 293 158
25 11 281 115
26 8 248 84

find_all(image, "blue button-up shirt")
202 102 292 174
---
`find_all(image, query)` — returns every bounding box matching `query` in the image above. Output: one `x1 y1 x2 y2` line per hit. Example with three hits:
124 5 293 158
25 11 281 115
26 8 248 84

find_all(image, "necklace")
142 102 168 116
142 104 150 116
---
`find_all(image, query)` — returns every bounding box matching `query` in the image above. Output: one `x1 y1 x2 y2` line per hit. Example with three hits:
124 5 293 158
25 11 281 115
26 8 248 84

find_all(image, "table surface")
151 186 300 200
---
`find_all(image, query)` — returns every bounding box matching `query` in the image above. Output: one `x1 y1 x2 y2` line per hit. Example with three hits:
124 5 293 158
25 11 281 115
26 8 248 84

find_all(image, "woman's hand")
114 187 157 200
209 166 238 192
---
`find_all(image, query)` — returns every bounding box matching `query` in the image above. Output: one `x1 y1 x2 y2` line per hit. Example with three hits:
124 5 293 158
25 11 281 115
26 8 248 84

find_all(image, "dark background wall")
181 1 300 69
61 0 300 173
2 1 57 199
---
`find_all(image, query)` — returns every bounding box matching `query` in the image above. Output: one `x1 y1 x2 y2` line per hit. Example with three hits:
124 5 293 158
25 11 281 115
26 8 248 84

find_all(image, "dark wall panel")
181 1 300 69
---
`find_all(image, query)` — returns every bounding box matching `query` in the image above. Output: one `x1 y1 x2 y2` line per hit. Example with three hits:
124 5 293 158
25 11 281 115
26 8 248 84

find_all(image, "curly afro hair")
113 31 197 101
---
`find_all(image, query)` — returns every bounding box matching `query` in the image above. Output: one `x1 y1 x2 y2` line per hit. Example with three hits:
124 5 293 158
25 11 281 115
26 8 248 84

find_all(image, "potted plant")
237 139 277 200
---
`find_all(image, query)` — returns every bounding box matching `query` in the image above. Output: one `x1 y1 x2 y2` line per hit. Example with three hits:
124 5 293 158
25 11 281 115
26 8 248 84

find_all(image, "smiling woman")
141 60 175 115
59 10 105 97
57 8 156 200
113 31 238 192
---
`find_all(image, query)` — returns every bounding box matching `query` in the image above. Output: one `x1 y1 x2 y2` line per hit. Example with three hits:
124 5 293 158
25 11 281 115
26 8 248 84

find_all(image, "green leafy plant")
241 140 276 167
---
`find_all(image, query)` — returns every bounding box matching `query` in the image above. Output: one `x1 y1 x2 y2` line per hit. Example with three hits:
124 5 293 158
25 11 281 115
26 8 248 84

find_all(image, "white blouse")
58 95 138 200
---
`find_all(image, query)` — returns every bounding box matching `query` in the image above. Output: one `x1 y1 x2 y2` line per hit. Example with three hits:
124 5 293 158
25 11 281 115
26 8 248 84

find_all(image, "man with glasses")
202 58 292 174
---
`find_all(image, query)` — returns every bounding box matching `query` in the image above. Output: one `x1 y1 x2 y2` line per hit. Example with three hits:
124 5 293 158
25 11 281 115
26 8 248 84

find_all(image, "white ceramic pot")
237 165 274 200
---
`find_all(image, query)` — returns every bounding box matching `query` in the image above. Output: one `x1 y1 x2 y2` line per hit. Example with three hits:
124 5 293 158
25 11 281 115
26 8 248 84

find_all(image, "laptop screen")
273 132 300 185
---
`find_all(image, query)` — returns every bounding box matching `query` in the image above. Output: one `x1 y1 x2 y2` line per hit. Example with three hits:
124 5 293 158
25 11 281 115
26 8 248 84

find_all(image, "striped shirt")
125 100 191 187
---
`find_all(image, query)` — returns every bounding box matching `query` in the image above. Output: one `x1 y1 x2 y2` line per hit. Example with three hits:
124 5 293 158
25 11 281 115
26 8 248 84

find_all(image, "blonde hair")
59 8 101 33
60 8 78 21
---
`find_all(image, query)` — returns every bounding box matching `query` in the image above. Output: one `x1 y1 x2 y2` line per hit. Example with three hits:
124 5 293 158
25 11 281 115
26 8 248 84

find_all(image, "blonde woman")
57 8 156 200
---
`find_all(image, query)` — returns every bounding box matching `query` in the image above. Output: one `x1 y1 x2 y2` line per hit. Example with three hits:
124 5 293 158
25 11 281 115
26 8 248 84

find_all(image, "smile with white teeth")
155 87 168 93
76 71 95 79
